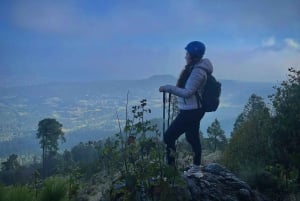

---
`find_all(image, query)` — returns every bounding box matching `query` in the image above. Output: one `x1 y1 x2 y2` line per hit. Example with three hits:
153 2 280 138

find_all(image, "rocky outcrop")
184 163 269 201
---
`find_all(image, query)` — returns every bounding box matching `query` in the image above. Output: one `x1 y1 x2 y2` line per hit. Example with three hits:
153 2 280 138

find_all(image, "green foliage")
222 94 272 172
0 186 34 201
66 167 81 201
238 164 278 193
0 185 5 201
100 137 121 179
207 119 227 152
0 154 22 185
71 143 98 163
106 99 187 200
37 118 65 155
38 176 68 201
37 118 65 177
1 154 20 171
31 170 42 200
69 142 99 177
270 67 300 187
269 67 300 199
222 68 300 200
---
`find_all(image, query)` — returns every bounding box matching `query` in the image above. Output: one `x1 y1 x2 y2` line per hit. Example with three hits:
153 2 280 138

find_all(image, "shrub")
38 177 67 201
1 186 33 201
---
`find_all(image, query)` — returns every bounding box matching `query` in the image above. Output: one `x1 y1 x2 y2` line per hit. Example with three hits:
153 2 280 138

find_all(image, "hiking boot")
184 164 204 178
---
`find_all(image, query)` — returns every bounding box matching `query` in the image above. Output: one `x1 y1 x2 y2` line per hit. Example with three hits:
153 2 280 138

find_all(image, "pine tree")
223 94 272 172
37 118 65 177
207 119 227 152
270 67 300 186
1 154 20 171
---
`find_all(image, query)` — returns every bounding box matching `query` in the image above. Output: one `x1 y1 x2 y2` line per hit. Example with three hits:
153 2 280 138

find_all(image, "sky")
0 0 300 85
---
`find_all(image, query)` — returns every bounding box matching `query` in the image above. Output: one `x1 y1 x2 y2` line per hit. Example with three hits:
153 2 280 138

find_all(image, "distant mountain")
0 75 275 158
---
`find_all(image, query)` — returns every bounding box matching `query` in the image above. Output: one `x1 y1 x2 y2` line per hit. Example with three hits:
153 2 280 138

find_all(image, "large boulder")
184 163 269 201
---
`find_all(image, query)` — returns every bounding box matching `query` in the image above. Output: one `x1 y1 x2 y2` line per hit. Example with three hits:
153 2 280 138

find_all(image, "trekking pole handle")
168 93 171 127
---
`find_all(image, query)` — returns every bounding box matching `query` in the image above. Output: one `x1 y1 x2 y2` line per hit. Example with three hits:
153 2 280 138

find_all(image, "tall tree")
207 119 227 152
37 118 65 177
223 94 272 172
270 67 300 185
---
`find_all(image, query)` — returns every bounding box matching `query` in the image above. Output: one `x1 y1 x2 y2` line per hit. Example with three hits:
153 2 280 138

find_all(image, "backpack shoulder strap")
191 66 208 109
194 66 211 75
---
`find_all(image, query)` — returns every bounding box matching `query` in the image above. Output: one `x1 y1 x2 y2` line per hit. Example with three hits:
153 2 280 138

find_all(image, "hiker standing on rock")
159 41 214 178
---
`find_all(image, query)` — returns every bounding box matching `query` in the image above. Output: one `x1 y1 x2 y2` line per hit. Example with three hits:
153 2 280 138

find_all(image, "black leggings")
163 108 205 166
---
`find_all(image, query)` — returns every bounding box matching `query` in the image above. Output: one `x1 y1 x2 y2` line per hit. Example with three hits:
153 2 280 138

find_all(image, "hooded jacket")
161 58 213 110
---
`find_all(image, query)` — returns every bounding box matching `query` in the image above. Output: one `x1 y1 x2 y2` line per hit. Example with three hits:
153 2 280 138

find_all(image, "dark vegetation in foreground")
0 68 299 201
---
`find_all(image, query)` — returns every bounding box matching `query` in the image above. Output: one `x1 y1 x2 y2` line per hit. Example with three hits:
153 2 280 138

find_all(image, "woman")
159 41 213 178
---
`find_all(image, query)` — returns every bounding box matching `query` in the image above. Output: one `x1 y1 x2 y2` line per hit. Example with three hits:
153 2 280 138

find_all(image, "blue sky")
0 0 299 85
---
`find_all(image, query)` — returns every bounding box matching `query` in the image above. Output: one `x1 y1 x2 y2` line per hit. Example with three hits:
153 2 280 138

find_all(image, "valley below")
0 75 275 159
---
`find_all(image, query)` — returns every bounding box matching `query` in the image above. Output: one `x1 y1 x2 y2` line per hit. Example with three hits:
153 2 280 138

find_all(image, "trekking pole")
168 93 171 127
163 92 166 134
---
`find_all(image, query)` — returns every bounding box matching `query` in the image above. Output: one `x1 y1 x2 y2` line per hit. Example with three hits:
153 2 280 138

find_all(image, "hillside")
0 75 275 157
102 163 269 201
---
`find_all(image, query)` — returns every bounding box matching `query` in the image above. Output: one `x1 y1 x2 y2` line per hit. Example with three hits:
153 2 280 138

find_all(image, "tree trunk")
42 144 45 178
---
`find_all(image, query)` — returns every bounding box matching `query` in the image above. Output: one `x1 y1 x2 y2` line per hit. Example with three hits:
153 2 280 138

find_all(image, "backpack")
196 67 221 112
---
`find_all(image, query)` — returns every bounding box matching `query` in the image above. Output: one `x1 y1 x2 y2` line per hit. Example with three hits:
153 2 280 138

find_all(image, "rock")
203 163 229 175
184 163 269 201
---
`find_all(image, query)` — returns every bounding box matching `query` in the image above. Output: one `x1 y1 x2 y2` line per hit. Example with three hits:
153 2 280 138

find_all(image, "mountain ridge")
0 74 277 88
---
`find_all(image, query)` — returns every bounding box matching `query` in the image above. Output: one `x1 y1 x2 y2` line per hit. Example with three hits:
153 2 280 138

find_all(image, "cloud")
212 38 300 82
259 37 300 52
9 1 169 40
284 38 300 50
8 1 202 38
8 0 300 41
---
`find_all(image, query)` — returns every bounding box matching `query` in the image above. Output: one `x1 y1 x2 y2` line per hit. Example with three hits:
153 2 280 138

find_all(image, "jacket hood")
195 58 213 74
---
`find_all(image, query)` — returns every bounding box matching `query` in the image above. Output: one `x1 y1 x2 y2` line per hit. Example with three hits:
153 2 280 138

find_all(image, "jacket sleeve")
162 68 207 98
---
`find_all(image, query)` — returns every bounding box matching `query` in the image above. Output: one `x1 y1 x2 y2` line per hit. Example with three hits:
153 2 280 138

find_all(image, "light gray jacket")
161 58 213 110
